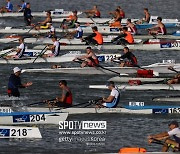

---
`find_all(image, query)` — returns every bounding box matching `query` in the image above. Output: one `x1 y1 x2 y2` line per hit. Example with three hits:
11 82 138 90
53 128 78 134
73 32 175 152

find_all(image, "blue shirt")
6 2 13 12
8 74 22 94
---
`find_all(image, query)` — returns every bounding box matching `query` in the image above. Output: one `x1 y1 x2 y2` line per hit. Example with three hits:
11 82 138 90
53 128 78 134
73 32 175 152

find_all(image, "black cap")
169 121 179 127
106 81 115 87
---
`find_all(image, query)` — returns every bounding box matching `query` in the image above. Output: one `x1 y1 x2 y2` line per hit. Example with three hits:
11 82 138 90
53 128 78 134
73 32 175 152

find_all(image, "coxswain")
17 0 26 12
126 19 137 35
98 81 120 108
7 67 32 97
47 80 72 108
36 11 52 30
24 2 33 26
82 26 103 45
66 22 83 39
73 46 99 68
44 36 60 57
114 47 138 67
84 5 101 18
148 17 167 35
136 8 150 24
112 26 134 45
148 121 180 152
0 0 13 13
109 9 122 28
61 10 78 29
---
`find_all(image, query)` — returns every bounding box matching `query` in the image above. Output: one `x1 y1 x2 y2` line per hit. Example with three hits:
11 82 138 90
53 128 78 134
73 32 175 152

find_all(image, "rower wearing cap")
47 80 72 108
0 0 13 13
112 27 134 45
74 47 99 68
7 67 32 97
148 17 167 35
67 22 83 39
84 5 101 18
100 81 120 108
61 10 78 29
36 11 52 30
109 9 122 28
44 36 60 57
115 47 137 67
47 23 56 38
126 19 137 35
136 8 150 24
82 26 103 45
148 121 180 152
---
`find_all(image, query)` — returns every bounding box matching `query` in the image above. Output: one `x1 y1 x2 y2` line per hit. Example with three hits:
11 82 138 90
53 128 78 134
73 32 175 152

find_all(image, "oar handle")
168 66 179 73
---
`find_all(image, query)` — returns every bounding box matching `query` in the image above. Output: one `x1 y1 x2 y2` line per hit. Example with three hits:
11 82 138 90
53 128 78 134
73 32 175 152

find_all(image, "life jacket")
93 31 103 45
124 31 134 44
65 88 72 105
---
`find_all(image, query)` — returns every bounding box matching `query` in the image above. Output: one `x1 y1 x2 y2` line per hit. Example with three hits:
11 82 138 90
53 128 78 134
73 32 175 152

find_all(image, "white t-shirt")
19 43 25 50
168 128 180 138
50 26 55 32
53 41 60 56
110 88 119 99
76 26 83 32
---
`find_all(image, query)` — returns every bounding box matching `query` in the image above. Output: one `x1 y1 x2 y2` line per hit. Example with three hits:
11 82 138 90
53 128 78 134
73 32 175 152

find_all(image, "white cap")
13 67 22 73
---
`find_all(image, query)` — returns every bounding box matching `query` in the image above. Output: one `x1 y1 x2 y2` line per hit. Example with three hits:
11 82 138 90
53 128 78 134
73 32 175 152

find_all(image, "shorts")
55 102 72 108
87 59 99 67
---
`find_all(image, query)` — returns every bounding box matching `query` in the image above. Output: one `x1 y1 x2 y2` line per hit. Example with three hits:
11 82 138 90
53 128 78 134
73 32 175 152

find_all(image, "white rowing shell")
0 106 180 114
0 126 42 138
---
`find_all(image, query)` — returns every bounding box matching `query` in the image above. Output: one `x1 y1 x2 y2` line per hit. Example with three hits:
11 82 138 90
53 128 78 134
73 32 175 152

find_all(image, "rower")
109 9 122 28
112 26 134 45
136 8 150 24
17 0 26 12
66 22 83 39
148 17 167 35
47 80 72 108
73 46 99 68
114 47 138 67
84 5 101 18
61 10 78 29
167 74 180 84
44 36 60 57
36 11 52 30
47 23 56 38
7 67 32 97
100 81 120 108
24 2 33 26
0 0 13 13
126 19 137 35
148 121 180 152
82 26 103 45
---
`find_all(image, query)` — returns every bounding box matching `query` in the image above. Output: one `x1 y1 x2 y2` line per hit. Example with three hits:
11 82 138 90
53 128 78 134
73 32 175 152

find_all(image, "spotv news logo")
59 121 107 130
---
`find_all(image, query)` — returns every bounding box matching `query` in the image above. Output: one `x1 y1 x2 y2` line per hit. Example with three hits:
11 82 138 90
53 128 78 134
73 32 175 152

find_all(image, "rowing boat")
33 40 180 51
52 16 179 24
0 126 42 138
22 62 180 74
108 76 166 83
0 51 121 64
1 23 179 34
0 9 82 17
89 84 180 90
0 111 68 125
153 96 180 102
0 106 180 114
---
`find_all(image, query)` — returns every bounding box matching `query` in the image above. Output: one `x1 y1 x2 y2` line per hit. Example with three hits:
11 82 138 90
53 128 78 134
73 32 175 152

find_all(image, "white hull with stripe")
33 41 180 51
0 51 121 64
0 125 42 138
0 10 82 17
22 63 180 74
89 84 180 90
0 106 180 114
0 112 68 125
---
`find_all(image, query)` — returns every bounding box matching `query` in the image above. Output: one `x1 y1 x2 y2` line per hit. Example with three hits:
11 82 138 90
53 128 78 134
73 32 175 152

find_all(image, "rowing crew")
7 66 120 108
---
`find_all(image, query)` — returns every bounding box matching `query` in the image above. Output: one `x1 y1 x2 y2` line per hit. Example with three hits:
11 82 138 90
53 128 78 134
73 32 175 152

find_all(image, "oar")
168 66 180 73
0 48 15 59
32 45 48 63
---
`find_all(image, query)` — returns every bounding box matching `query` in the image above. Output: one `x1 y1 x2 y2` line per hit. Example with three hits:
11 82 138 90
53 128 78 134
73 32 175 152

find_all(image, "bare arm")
103 96 115 102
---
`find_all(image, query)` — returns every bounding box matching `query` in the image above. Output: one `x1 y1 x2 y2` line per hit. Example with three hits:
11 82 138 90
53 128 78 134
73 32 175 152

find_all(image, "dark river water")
0 0 180 153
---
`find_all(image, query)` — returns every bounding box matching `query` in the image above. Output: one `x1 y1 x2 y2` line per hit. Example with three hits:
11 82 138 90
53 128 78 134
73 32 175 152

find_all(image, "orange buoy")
119 147 147 153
